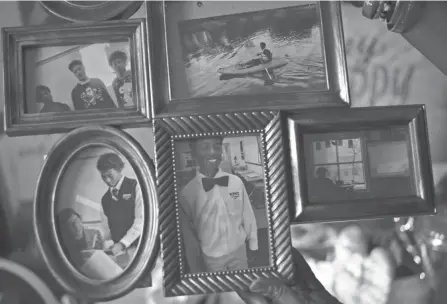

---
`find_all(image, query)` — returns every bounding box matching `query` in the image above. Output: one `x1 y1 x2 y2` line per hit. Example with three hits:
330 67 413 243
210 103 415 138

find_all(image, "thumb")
249 278 305 304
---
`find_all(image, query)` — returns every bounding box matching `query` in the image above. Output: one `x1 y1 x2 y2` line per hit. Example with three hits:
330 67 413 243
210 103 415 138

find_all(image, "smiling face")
193 137 224 178
100 168 122 188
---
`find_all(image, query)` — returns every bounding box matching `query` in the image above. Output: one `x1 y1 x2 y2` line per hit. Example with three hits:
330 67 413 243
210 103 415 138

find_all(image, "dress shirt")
100 175 143 248
179 169 258 258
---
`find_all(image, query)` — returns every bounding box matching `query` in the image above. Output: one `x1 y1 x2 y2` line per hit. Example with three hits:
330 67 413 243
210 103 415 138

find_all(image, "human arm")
241 182 258 251
178 190 206 273
98 79 117 108
237 247 343 304
71 89 82 110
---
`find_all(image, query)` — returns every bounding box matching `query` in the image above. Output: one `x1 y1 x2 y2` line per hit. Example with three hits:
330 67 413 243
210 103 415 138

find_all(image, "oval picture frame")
34 126 159 301
39 1 144 23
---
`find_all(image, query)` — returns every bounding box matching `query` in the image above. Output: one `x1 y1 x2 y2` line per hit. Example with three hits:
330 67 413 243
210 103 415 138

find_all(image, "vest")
101 177 138 245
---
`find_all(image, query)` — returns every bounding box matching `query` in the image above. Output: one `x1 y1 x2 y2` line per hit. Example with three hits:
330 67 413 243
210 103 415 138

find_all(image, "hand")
110 242 125 256
236 248 341 304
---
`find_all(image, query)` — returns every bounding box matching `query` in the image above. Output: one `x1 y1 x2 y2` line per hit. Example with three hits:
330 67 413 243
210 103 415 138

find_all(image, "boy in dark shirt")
108 50 133 109
243 42 273 68
36 85 71 114
96 153 143 257
68 60 116 110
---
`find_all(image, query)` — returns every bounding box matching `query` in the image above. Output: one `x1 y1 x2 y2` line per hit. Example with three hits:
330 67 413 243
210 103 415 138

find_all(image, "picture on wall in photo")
55 147 143 280
304 127 414 202
24 40 135 114
174 135 269 274
174 2 325 99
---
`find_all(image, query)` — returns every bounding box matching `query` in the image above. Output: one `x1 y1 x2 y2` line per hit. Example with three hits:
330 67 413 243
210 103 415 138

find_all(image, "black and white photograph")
55 147 143 280
166 1 325 100
174 135 270 273
304 128 415 202
24 41 135 114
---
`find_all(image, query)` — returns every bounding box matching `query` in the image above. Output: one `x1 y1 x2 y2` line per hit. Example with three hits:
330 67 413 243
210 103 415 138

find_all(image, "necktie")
202 176 229 192
112 188 119 198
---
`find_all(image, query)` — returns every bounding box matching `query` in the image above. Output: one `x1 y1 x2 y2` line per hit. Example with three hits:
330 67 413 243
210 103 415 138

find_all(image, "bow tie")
202 176 229 192
111 188 119 198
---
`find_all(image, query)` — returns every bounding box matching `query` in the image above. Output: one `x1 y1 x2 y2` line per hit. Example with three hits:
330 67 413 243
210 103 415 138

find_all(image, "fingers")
236 290 270 304
249 278 304 304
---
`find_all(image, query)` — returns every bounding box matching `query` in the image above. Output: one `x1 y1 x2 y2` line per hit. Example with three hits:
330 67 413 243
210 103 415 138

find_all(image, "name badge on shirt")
123 194 132 200
229 192 240 199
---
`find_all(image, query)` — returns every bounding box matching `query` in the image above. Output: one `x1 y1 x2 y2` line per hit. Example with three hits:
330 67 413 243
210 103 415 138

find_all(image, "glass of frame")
153 111 295 296
287 105 436 223
3 19 151 136
148 1 350 116
33 126 159 302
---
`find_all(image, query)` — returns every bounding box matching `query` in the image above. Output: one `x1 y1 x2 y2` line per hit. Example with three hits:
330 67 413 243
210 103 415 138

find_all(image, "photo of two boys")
175 135 270 274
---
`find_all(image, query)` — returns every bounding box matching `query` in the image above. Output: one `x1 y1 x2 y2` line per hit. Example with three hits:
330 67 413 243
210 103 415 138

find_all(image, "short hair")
96 152 125 173
108 50 128 66
68 59 83 72
260 42 266 48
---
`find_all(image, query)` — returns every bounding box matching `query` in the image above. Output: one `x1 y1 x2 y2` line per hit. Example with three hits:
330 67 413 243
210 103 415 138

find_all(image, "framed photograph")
148 1 349 117
39 1 143 22
3 19 151 136
33 126 159 301
287 105 436 223
154 111 295 296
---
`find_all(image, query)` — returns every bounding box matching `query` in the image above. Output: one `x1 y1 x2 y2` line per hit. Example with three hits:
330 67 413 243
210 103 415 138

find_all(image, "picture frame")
153 111 295 296
148 1 350 117
33 126 159 301
39 1 144 23
3 19 151 137
287 105 436 223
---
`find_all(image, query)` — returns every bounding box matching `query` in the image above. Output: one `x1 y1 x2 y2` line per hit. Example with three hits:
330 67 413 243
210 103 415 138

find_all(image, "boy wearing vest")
97 153 143 256
179 137 258 273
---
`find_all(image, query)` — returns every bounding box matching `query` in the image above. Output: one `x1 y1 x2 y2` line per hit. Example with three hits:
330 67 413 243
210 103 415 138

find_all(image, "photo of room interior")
304 127 415 202
174 135 269 268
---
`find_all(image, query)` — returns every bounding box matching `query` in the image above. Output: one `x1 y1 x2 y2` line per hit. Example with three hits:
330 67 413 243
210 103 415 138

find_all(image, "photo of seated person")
57 208 104 269
310 167 346 201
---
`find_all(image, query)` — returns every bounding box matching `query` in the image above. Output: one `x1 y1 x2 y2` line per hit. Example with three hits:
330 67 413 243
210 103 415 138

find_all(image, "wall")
1 2 447 304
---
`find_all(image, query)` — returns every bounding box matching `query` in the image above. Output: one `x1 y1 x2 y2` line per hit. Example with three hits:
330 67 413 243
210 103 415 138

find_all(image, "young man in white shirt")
96 153 143 258
178 137 258 273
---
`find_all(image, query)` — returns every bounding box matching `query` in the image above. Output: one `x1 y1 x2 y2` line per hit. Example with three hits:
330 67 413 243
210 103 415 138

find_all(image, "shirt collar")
196 168 224 180
78 78 91 85
111 175 125 193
